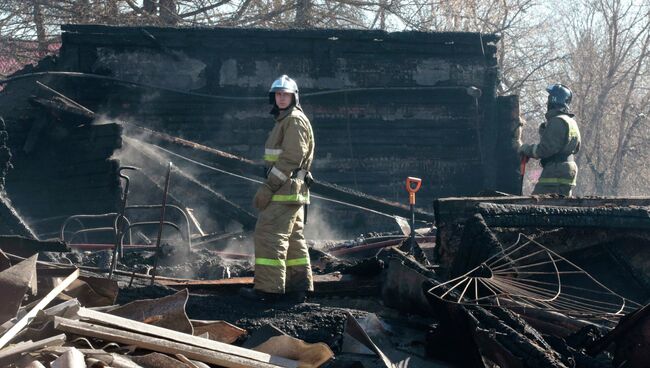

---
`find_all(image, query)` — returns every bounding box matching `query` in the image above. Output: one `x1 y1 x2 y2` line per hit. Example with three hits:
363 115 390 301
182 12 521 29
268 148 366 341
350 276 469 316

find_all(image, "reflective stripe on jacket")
263 106 315 204
522 109 580 160
521 109 581 188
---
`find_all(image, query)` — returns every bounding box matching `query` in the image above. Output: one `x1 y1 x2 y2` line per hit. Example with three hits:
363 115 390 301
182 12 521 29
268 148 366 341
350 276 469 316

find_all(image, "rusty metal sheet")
0 254 38 325
63 276 118 308
130 352 193 368
82 351 144 368
253 335 334 368
242 324 286 349
175 354 211 368
381 258 434 315
343 312 393 368
191 320 247 344
108 289 193 334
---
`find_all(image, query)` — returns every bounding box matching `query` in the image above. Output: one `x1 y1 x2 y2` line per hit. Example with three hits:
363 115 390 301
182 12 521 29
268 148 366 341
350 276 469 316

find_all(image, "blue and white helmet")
269 75 300 107
546 84 572 110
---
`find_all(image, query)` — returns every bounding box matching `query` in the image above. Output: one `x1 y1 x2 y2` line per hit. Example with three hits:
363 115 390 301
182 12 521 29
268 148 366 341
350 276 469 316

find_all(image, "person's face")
275 91 293 109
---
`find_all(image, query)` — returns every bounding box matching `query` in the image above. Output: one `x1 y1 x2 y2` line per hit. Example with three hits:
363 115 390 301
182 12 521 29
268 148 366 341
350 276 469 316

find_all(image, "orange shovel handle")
406 177 422 205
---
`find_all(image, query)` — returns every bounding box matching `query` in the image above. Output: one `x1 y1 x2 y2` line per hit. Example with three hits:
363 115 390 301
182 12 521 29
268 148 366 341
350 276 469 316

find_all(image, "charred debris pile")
0 95 647 368
0 26 648 368
0 111 648 367
0 191 649 367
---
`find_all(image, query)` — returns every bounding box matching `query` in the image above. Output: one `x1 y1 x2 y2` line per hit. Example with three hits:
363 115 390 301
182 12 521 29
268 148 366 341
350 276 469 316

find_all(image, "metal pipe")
60 213 118 241
120 221 182 252
151 162 172 285
109 166 138 279
125 204 192 252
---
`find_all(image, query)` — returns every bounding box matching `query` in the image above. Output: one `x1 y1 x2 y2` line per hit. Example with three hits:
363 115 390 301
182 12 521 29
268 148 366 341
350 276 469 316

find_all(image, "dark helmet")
268 75 300 107
546 84 572 110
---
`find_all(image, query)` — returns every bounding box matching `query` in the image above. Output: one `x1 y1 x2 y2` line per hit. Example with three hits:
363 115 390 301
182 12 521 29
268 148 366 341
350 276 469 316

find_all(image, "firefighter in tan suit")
518 84 581 196
239 75 315 303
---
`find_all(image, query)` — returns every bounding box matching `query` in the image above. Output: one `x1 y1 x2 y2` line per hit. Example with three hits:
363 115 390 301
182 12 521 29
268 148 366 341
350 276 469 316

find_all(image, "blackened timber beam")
0 235 68 256
125 124 257 173
434 196 650 227
30 96 94 124
125 124 435 223
478 203 650 229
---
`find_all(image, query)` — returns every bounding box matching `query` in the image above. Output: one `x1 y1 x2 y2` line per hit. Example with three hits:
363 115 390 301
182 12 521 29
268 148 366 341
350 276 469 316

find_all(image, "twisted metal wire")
427 233 641 322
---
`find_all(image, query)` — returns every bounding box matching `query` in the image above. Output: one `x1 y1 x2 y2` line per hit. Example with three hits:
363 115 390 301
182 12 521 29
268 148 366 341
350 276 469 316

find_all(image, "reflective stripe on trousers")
255 257 310 267
537 177 576 185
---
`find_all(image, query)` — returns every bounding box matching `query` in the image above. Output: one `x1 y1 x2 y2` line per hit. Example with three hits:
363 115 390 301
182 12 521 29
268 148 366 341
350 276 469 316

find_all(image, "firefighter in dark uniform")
518 84 581 196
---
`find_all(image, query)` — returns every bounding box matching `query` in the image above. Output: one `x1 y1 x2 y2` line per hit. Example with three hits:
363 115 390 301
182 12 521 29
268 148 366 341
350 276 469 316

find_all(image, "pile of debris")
0 253 341 367
1 24 648 368
1 229 648 368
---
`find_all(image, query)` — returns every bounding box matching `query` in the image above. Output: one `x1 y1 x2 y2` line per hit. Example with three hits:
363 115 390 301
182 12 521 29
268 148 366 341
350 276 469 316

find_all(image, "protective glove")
518 144 535 158
517 144 525 155
253 184 273 210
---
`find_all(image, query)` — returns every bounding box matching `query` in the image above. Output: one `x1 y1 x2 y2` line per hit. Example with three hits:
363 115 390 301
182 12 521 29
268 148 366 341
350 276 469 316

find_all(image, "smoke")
93 48 206 91
303 203 345 242
110 122 261 279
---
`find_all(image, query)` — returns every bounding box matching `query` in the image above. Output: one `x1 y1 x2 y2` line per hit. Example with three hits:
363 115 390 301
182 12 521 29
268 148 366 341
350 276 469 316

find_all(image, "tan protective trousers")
253 203 314 294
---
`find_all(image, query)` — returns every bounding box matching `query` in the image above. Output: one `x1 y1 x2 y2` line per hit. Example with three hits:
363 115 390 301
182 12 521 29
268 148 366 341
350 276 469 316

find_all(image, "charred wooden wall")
0 63 123 239
1 25 521 236
53 25 519 230
3 119 122 238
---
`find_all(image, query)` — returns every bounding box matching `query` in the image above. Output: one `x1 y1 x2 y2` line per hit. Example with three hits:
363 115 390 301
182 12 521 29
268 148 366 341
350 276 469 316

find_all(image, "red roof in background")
0 42 61 78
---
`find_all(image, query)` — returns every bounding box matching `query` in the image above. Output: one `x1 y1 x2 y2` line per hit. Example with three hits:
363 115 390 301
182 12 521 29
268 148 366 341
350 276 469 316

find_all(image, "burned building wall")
0 57 123 239
56 25 519 229
0 25 521 236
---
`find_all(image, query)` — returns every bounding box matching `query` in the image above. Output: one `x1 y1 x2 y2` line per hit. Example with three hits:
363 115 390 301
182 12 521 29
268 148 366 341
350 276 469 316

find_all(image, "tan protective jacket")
263 106 315 205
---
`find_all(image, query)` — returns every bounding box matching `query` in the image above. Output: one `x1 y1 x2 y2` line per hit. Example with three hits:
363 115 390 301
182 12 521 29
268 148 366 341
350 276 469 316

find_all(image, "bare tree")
32 0 48 56
295 0 312 27
560 0 650 195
